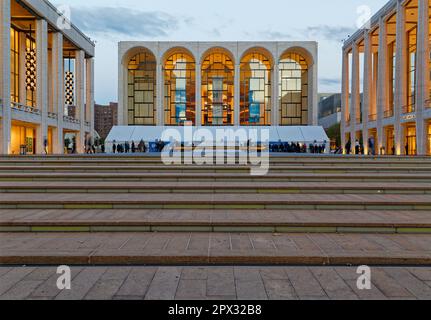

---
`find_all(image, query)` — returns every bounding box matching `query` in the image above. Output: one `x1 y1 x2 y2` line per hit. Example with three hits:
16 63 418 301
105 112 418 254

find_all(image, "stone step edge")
1 224 431 234
1 204 430 210
1 254 430 266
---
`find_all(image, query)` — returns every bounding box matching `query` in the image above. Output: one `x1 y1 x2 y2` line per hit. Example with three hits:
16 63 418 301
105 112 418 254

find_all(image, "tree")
326 123 341 147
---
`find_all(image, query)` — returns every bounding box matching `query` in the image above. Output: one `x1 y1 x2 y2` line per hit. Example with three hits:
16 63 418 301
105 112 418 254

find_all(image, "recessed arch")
278 48 311 126
240 46 274 68
163 48 196 125
201 48 235 126
161 46 196 66
126 48 157 126
240 50 273 125
199 46 236 65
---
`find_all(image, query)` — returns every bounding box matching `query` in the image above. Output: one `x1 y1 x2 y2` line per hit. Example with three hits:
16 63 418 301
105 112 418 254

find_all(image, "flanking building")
117 42 318 128
0 0 95 155
341 0 431 156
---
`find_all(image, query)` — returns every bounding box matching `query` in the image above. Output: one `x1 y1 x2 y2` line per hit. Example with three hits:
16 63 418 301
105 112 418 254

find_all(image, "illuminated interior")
240 51 272 126
201 50 234 126
386 13 396 117
405 0 417 114
127 50 157 125
427 121 431 155
163 51 196 125
385 126 395 155
369 27 379 121
404 123 417 155
10 27 19 104
11 123 36 155
279 52 309 125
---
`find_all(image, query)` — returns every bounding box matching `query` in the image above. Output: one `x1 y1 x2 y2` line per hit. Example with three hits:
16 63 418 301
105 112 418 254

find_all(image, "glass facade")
25 35 36 108
279 52 309 125
201 51 234 126
10 27 19 104
240 52 271 126
164 52 196 125
127 51 157 125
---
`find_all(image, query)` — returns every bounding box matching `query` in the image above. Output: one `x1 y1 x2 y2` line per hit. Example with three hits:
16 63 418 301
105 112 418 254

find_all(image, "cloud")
69 6 179 38
260 25 355 42
303 25 356 42
319 77 341 87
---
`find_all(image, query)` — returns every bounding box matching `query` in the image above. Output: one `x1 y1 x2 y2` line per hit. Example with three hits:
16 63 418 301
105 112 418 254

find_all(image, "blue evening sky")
53 0 388 104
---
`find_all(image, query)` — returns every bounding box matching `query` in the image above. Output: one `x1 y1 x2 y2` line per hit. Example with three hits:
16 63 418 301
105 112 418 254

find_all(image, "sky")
52 0 388 105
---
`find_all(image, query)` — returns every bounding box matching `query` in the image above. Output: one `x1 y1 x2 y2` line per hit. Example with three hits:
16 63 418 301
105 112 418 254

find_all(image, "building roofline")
342 0 398 50
19 0 95 57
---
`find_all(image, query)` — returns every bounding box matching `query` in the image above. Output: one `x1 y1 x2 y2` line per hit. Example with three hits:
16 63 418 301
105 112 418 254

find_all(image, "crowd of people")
111 139 166 154
270 140 327 154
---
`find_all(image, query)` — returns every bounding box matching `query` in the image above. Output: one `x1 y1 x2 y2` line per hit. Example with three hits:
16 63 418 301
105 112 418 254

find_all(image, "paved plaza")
1 266 431 300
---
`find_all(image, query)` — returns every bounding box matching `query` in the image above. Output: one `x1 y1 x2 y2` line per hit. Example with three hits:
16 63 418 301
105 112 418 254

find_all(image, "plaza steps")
0 181 430 195
0 155 431 266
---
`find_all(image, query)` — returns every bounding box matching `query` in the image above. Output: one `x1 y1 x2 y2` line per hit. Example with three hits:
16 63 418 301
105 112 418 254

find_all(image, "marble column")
415 0 430 155
86 58 95 138
0 0 11 154
272 62 280 126
376 17 388 154
76 50 85 153
36 19 48 155
156 62 163 126
394 0 407 155
362 31 372 155
341 49 349 153
52 32 64 154
351 43 360 153
195 63 202 126
234 64 240 126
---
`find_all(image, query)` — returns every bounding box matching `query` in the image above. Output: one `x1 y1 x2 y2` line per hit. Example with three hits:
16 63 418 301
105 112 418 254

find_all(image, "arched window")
201 51 234 126
163 51 196 125
127 50 157 125
279 52 309 125
240 52 272 125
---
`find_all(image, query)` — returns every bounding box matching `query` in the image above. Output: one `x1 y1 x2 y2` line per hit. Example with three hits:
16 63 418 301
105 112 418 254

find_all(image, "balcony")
384 109 394 118
63 115 80 125
11 102 41 115
368 113 377 122
402 105 415 114
48 112 58 120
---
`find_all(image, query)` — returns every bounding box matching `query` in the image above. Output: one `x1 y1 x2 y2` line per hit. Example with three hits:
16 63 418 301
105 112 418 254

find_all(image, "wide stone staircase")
0 155 431 266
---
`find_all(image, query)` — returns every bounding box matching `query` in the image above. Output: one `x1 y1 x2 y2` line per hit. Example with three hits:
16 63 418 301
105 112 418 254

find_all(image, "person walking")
112 141 117 154
131 141 136 153
355 140 360 155
345 140 351 155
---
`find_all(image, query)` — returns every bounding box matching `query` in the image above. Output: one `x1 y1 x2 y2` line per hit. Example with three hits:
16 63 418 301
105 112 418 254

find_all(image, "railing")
384 109 394 118
11 102 41 115
48 112 58 120
63 115 80 124
402 105 415 114
368 113 377 122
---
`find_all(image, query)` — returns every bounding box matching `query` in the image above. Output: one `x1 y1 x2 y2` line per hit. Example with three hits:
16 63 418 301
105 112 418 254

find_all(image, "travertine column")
415 0 429 155
86 58 95 138
351 43 360 153
52 32 64 154
234 64 240 126
309 59 318 126
0 0 11 154
394 0 407 155
36 19 48 155
195 63 202 126
341 49 349 152
376 17 388 154
272 62 279 126
156 62 163 126
76 50 85 153
362 31 372 155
